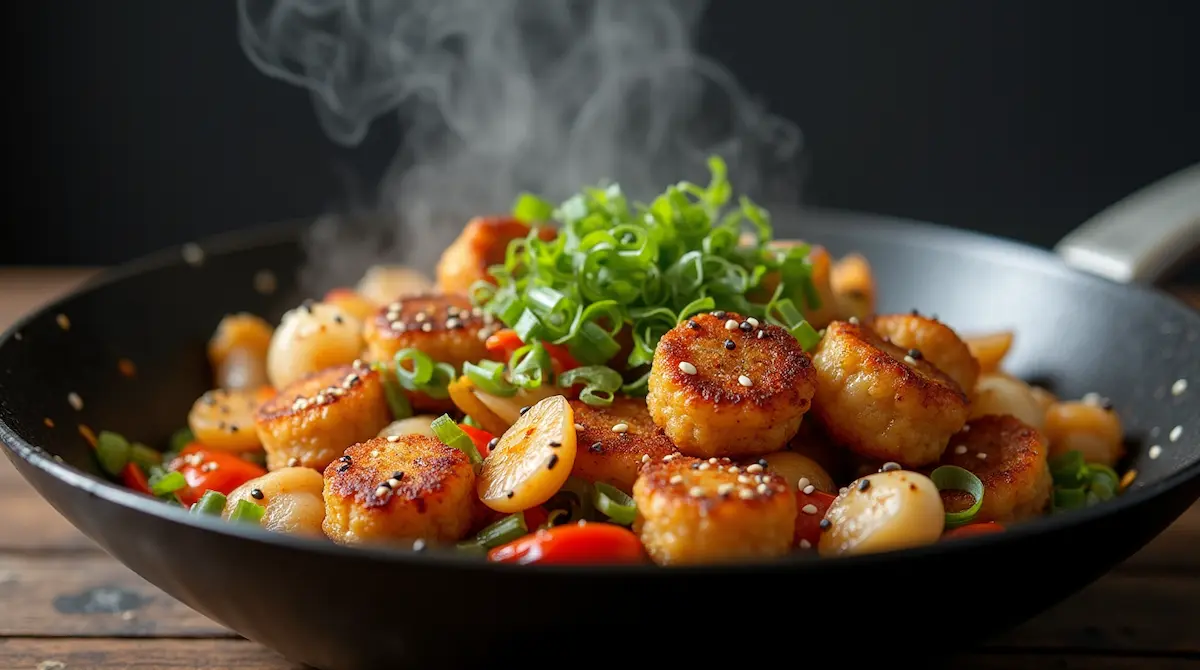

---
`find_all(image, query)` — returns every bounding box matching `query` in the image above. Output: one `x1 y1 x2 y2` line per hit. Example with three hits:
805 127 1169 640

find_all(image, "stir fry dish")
91 157 1130 565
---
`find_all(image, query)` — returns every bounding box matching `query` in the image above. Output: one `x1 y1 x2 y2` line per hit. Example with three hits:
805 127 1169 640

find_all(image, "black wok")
3 166 1199 669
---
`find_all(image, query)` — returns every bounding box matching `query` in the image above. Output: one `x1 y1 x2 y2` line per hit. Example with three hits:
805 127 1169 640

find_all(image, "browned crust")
638 456 790 514
868 313 979 393
366 292 491 340
323 435 471 510
938 415 1045 498
826 320 967 405
654 312 816 407
255 362 377 422
571 397 677 459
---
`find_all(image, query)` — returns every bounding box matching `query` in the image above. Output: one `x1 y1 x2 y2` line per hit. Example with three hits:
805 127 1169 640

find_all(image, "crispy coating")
322 435 476 545
435 216 558 295
646 312 817 458
810 319 968 467
937 415 1052 523
363 292 498 413
255 362 391 471
632 456 797 565
869 313 979 395
569 396 678 492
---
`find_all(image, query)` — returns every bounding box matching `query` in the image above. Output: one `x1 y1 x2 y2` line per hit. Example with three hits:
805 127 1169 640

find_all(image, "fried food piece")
938 415 1052 523
225 467 325 537
435 216 558 295
830 253 876 321
207 313 273 390
818 470 945 557
188 388 264 452
647 312 817 458
810 319 969 467
761 451 836 493
363 292 497 413
869 313 979 395
255 362 391 471
1044 401 1124 467
569 396 678 492
964 331 1014 375
970 373 1047 433
322 435 476 545
266 302 364 389
356 265 436 306
633 456 797 565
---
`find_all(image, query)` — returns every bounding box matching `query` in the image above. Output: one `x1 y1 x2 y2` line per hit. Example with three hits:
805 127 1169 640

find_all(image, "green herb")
129 442 162 471
457 513 528 551
148 470 187 497
545 476 595 524
463 360 518 397
228 499 266 524
190 490 227 516
558 366 623 407
592 482 638 525
372 362 414 421
393 349 456 400
1049 450 1121 512
95 431 131 477
431 414 483 465
512 192 555 224
930 465 985 529
508 341 553 390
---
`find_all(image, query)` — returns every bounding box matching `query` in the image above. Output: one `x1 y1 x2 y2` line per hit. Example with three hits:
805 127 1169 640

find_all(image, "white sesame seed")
976 452 988 460
727 466 740 474
375 485 390 497
799 539 812 549
803 484 815 495
56 314 70 330
707 457 718 464
717 483 735 495
387 478 402 488
1172 378 1188 396
738 488 755 500
1169 425 1183 442
12 332 21 340
746 317 759 327
839 487 850 495
641 454 650 463
445 317 462 329
574 423 583 430
756 330 766 339
370 450 380 457
414 312 427 322
756 483 769 494
412 539 426 551
67 392 83 411
1149 445 1162 460
1151 426 1161 438
611 423 629 433
387 435 401 443
881 462 901 472
724 319 739 331
746 464 763 474
737 475 751 484
1082 392 1103 406
797 477 811 490
903 355 917 365
253 270 277 295
961 424 971 432
848 316 860 325
801 504 819 515
954 445 968 455
181 243 204 266
698 463 710 471
688 486 705 497
287 457 300 467
738 375 753 387
678 361 697 375
420 323 433 333
669 475 683 485
663 453 680 461
476 329 491 341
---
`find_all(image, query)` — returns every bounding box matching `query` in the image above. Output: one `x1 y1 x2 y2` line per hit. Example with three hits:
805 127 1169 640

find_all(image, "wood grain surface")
1 269 1197 670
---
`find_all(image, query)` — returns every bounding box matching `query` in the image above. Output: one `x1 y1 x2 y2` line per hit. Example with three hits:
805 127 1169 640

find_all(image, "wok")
2 165 1199 669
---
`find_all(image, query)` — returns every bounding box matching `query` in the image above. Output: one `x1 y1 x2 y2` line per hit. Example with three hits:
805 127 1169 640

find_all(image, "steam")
237 0 805 293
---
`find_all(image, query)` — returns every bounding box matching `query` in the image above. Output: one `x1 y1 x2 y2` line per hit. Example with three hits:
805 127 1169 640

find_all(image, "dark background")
6 1 1198 267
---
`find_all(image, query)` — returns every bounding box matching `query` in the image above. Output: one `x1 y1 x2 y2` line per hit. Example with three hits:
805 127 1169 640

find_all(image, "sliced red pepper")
485 329 580 374
121 462 152 495
794 489 837 548
167 445 267 507
458 423 496 458
488 522 646 565
943 521 1004 540
522 506 550 530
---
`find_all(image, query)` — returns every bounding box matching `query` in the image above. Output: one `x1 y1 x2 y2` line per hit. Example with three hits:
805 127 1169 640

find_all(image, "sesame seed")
476 328 491 341
548 440 562 448
612 422 629 433
976 452 988 460
250 488 264 500
848 316 860 325
857 478 871 491
724 319 739 331
712 311 727 319
903 355 917 365
739 321 753 332
803 484 815 495
387 478 402 488
201 462 219 473
445 317 462 329
1149 445 1162 460
757 330 766 339
1169 425 1183 442
747 317 760 327
724 339 735 350
56 314 70 330
574 423 583 430
799 539 812 549
797 477 811 490
954 445 968 455
12 332 20 340
669 475 683 484
698 463 710 471
519 406 531 415
640 454 650 463
546 454 559 470
67 392 83 411
727 466 740 474
1082 392 1103 406
737 475 751 484
590 442 603 452
384 435 400 443
505 490 515 499
686 320 699 329
1120 469 1138 491
881 461 901 472
907 348 923 360
370 450 380 457
181 243 204 266
689 486 705 497
801 504 819 515
664 453 680 461
962 424 971 432
487 437 499 451
678 361 697 375
1172 378 1188 396
738 375 753 387
287 457 300 467
414 312 427 322
707 457 719 464
412 539 426 551
717 483 735 495
420 323 433 333
746 464 764 474
738 489 755 500
819 518 832 531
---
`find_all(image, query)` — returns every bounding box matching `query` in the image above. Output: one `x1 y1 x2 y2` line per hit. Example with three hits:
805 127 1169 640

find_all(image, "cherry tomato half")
168 444 267 506
458 423 496 459
120 462 152 495
794 489 837 548
488 522 646 565
942 522 1005 540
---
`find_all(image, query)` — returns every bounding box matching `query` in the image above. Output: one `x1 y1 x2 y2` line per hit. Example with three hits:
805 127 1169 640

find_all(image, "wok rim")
2 206 1198 576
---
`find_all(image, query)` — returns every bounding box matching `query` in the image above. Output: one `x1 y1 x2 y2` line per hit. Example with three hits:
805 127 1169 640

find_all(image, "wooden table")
1 268 1198 670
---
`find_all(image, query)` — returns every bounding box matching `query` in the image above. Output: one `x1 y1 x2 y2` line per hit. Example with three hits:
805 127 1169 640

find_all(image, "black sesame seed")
819 519 832 531
930 314 939 321
1101 398 1115 411
857 479 871 492
340 454 352 462
506 490 515 499
487 437 499 451
379 480 393 489
334 314 344 324
590 442 603 453
757 458 769 468
250 488 264 500
724 339 735 350
907 348 923 360
712 310 727 319
548 440 562 448
393 471 405 480
302 299 315 313
686 319 699 330
691 462 701 470
547 454 560 470
519 406 531 416
739 321 753 332
337 462 351 473
910 308 920 316
229 424 239 433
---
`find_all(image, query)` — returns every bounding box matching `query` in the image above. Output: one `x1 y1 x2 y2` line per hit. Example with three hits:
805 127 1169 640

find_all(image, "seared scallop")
937 415 1052 523
322 435 476 546
646 312 817 459
435 215 557 295
225 467 326 537
255 362 391 471
818 469 945 557
266 301 364 389
188 388 264 452
207 313 273 390
363 292 497 413
810 319 969 467
868 313 979 395
570 396 678 492
633 456 797 565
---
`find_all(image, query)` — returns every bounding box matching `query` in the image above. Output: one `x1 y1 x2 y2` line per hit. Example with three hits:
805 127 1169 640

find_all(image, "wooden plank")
1 639 1198 670
0 268 98 331
0 458 97 552
0 555 232 638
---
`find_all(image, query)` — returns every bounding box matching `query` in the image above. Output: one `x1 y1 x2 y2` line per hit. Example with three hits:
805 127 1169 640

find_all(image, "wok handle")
1055 163 1200 284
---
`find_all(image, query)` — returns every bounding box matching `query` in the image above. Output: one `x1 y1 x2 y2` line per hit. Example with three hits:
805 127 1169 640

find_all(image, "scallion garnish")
512 192 555 224
545 476 595 524
394 349 456 400
558 366 623 407
458 513 528 550
1049 450 1121 512
95 431 131 477
463 360 518 397
148 470 186 497
129 443 162 471
228 499 266 524
930 465 985 529
190 490 227 516
431 414 483 465
371 361 414 420
508 341 553 390
592 482 638 525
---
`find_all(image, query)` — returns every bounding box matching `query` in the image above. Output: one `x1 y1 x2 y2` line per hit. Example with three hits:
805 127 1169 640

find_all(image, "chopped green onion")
381 373 414 420
592 482 638 525
459 513 528 550
129 443 162 471
463 360 518 397
228 499 266 524
168 426 195 454
512 192 555 224
1049 450 1123 511
676 296 716 322
431 414 483 465
148 470 186 497
541 508 570 529
546 476 595 523
1049 450 1088 488
558 366 623 407
508 341 553 390
930 465 985 529
190 490 227 516
393 349 455 400
764 292 821 351
95 431 131 476
1053 487 1087 512
620 371 651 397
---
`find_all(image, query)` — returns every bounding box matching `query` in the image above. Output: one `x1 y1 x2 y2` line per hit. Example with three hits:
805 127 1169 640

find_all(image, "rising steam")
237 0 805 292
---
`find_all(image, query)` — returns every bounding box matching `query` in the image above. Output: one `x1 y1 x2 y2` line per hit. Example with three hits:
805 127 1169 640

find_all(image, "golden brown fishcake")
869 313 979 395
936 415 1052 523
810 319 968 467
569 396 678 492
646 312 817 458
255 362 391 471
435 216 558 295
322 435 476 545
633 455 797 565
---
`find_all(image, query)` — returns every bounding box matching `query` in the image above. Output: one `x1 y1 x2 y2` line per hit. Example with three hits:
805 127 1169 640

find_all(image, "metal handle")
1055 163 1200 284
